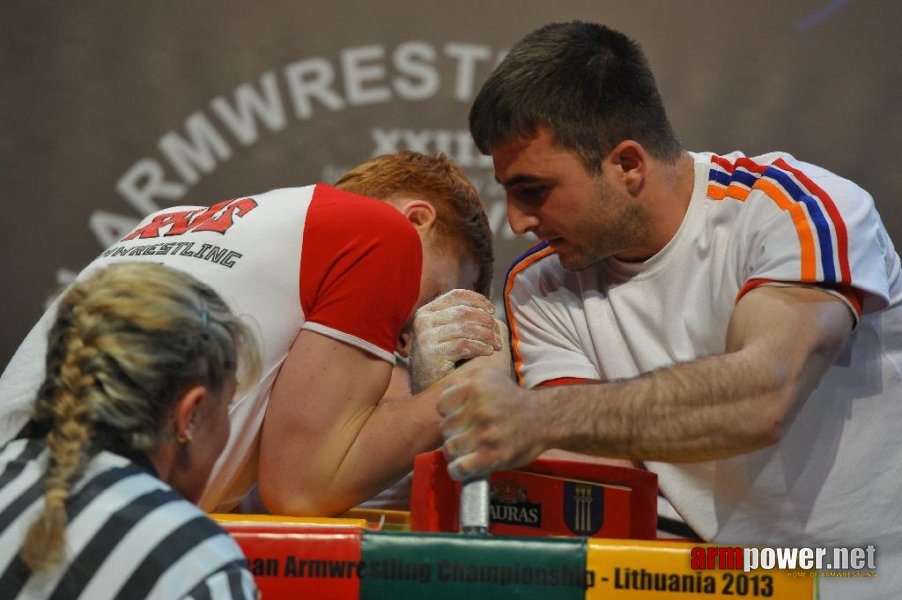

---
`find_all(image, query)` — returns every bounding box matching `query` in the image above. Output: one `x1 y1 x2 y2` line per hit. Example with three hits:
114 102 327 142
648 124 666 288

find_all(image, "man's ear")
398 199 437 233
174 385 208 442
606 140 647 195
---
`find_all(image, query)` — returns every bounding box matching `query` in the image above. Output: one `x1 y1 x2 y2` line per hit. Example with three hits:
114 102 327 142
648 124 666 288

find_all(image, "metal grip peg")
459 476 490 534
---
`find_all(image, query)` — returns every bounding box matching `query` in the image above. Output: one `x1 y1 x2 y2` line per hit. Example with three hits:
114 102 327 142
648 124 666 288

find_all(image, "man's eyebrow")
495 174 545 187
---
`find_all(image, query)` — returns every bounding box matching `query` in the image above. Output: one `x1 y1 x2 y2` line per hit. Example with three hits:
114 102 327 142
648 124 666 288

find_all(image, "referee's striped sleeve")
0 442 257 600
113 515 247 599
46 488 185 599
185 561 258 600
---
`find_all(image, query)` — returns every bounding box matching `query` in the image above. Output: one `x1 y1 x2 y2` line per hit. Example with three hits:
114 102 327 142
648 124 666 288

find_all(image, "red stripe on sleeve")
736 278 776 303
537 377 599 387
831 285 864 316
773 158 852 284
736 157 768 174
737 278 863 318
711 155 735 173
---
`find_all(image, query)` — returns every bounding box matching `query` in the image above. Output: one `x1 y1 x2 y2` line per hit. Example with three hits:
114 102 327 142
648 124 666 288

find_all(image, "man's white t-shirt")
506 151 902 598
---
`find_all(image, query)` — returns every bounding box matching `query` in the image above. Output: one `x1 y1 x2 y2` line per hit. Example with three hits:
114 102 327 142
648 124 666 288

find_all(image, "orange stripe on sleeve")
753 178 817 281
726 184 752 201
708 183 753 202
774 158 852 284
707 183 726 200
504 245 556 387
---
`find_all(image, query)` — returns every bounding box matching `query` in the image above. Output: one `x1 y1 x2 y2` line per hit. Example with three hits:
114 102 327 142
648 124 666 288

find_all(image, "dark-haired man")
439 21 901 598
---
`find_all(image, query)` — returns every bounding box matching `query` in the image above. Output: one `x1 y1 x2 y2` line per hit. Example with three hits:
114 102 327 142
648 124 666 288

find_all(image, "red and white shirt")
0 185 422 512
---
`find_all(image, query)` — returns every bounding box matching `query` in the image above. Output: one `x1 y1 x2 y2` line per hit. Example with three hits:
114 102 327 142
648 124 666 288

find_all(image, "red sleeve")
299 185 422 362
536 377 599 387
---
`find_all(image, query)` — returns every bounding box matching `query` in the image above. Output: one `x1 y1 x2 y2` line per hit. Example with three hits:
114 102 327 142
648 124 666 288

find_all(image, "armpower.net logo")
691 545 877 578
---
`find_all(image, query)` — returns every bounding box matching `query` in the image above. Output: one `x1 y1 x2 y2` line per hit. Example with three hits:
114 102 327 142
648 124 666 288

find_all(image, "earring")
177 431 193 445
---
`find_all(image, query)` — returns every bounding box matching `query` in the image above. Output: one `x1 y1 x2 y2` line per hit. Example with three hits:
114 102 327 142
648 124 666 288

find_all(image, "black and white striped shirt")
0 438 258 600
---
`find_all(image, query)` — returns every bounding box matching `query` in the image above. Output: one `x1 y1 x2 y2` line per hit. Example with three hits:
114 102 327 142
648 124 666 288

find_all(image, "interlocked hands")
408 289 504 393
438 367 546 481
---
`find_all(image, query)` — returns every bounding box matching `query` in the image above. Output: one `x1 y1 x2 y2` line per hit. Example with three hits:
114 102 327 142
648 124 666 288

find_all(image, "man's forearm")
439 350 798 482
274 353 508 516
540 349 793 462
439 286 853 479
543 286 853 462
316 385 445 515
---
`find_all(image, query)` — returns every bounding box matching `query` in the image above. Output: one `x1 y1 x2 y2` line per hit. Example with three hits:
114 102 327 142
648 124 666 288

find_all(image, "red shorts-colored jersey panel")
300 186 422 357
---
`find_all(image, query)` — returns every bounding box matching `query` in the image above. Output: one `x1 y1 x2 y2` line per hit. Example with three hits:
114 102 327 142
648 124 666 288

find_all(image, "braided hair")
21 262 258 572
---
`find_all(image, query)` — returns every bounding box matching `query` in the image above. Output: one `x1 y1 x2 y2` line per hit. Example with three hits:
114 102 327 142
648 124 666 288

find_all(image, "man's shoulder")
702 149 868 212
702 150 851 184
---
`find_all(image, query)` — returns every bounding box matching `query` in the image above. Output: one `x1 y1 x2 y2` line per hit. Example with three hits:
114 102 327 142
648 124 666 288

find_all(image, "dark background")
3 0 900 366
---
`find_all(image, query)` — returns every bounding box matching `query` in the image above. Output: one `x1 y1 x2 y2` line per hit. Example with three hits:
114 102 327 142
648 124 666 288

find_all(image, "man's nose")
507 201 539 235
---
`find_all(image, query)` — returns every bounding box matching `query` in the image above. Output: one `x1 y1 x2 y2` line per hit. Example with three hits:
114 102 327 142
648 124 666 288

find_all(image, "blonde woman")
0 263 259 599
